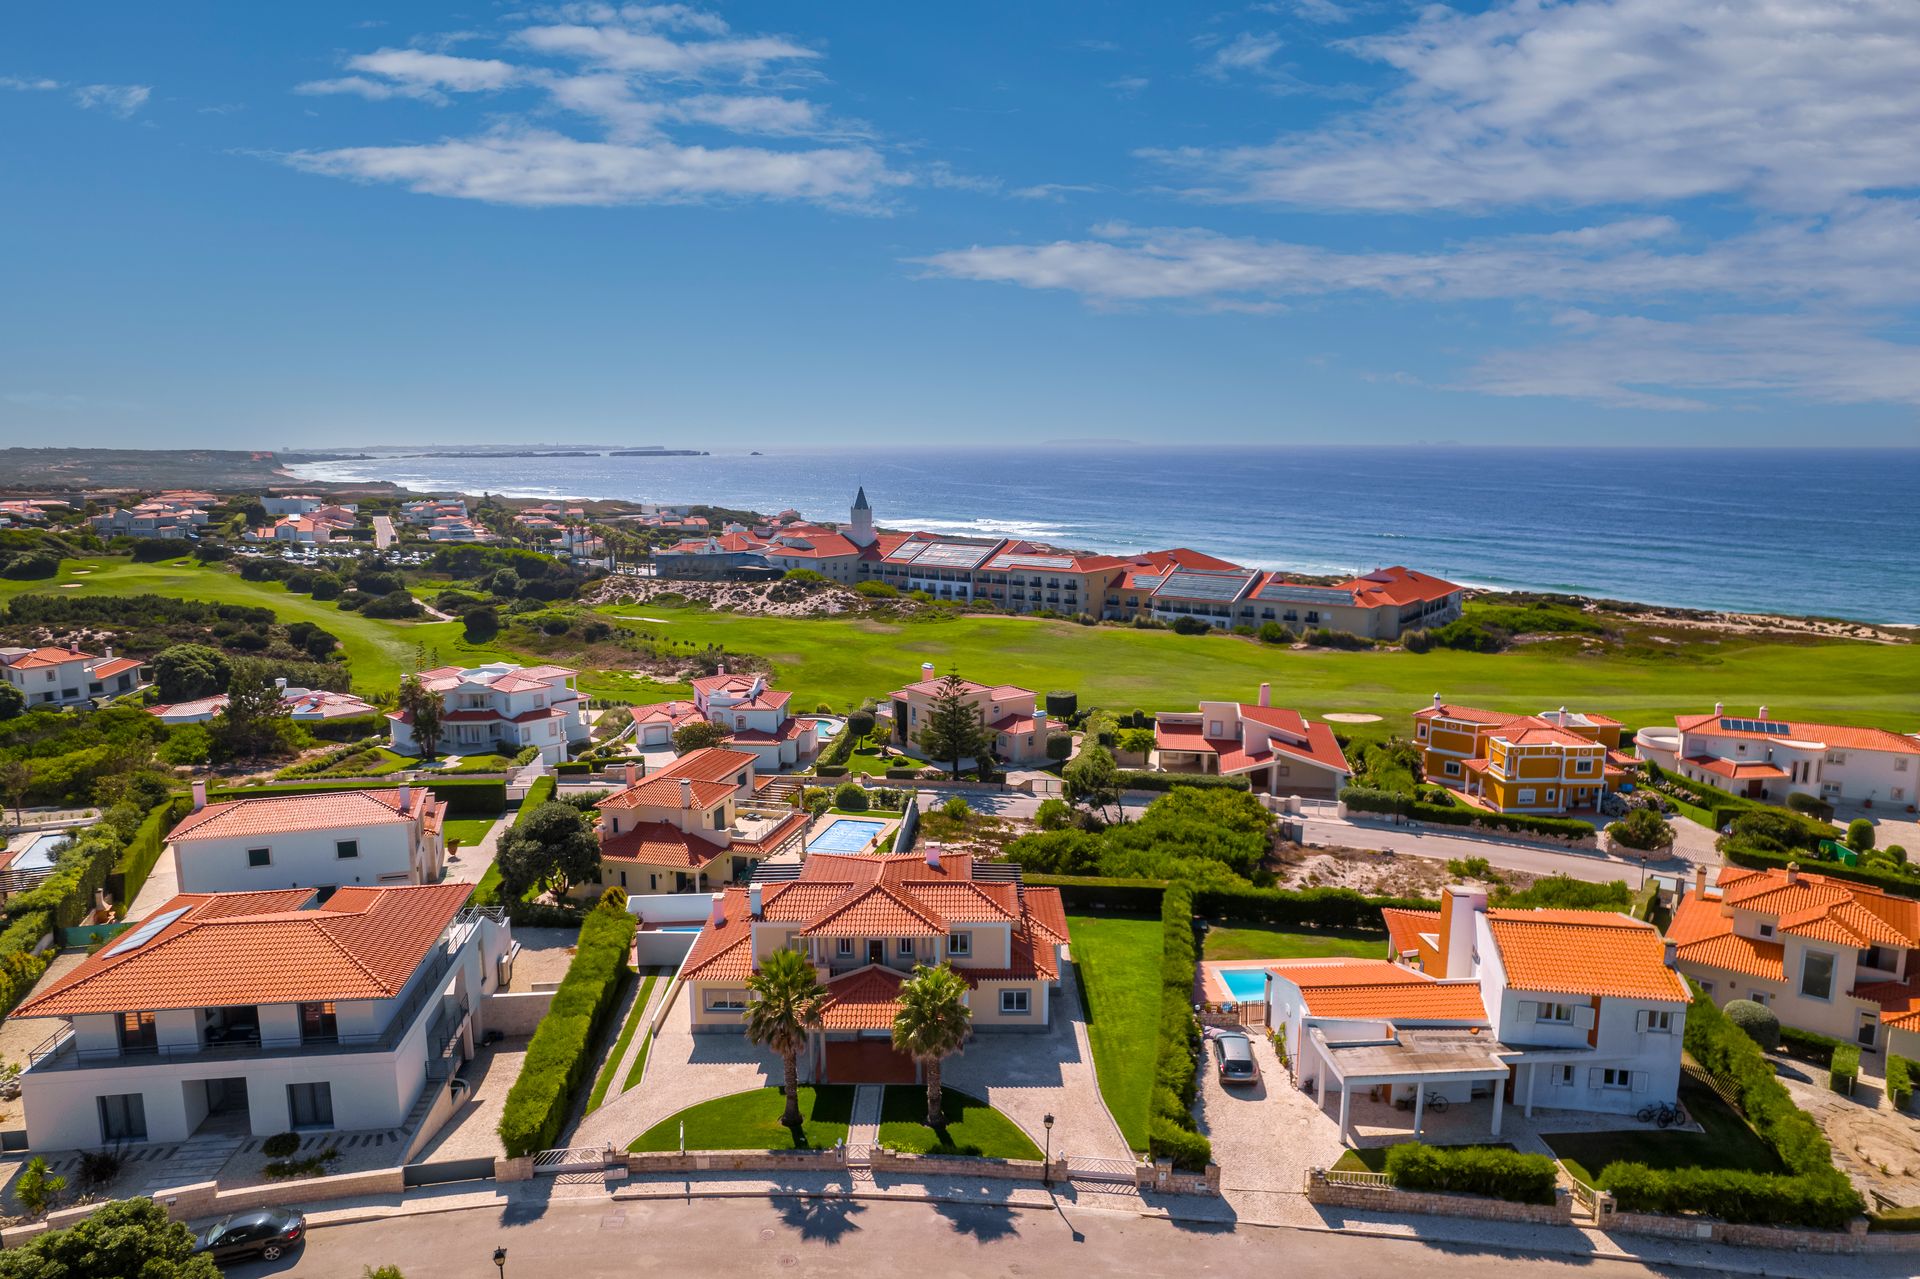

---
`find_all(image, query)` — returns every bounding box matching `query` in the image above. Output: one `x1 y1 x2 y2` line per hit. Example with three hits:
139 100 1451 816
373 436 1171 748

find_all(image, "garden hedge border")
1384 1143 1559 1205
208 777 507 818
1722 842 1920 899
1341 787 1595 838
1149 881 1212 1170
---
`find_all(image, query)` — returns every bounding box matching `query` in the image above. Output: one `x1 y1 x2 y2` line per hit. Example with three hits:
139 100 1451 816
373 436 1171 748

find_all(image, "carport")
1308 1027 1512 1145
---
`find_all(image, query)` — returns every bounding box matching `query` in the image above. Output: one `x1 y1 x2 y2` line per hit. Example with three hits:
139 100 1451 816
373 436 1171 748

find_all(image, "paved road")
229 1194 1747 1279
1297 813 1713 886
371 515 396 549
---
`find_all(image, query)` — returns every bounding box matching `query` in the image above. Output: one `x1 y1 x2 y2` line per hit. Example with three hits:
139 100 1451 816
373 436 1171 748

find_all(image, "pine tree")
913 673 994 779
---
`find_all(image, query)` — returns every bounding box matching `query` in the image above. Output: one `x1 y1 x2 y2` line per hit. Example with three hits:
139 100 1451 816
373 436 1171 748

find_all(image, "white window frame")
1800 950 1836 1002
897 938 915 956
705 991 748 1013
947 932 971 957
1539 1001 1575 1024
999 989 1030 1015
1551 1064 1574 1087
837 938 854 958
335 839 358 860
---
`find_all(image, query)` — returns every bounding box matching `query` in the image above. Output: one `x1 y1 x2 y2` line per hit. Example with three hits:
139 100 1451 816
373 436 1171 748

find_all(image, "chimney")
679 777 694 807
921 661 936 682
1437 884 1487 980
1713 700 1724 716
1663 939 1678 969
275 677 287 692
717 663 726 676
191 780 207 811
397 782 412 814
625 762 639 787
1433 692 1443 710
1258 682 1271 708
1785 861 1798 885
710 893 727 927
1694 864 1707 898
1757 705 1768 720
103 645 112 659
926 843 942 871
748 884 763 918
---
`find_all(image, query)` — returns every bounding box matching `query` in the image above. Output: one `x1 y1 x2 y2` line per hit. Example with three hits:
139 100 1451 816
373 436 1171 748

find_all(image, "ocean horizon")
288 445 1920 625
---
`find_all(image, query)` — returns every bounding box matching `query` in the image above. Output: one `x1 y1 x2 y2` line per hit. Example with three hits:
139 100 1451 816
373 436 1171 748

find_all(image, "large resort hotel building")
657 490 1463 640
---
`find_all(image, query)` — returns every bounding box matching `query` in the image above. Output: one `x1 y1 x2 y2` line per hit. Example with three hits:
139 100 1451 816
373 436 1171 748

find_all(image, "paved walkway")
127 844 182 919
943 954 1133 1164
849 1085 882 1152
439 816 502 887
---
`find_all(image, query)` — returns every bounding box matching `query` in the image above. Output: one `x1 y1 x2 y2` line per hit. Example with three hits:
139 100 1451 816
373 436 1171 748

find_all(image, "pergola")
1307 1027 1514 1144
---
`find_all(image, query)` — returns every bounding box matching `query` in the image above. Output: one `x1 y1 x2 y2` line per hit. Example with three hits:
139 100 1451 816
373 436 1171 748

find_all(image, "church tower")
847 486 876 548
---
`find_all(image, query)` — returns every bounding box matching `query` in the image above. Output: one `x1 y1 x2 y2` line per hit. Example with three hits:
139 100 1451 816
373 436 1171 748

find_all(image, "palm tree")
892 963 974 1128
745 949 828 1132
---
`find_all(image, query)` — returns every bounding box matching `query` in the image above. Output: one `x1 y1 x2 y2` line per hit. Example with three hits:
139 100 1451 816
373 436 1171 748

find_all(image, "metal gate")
534 1147 612 1174
1066 1155 1140 1185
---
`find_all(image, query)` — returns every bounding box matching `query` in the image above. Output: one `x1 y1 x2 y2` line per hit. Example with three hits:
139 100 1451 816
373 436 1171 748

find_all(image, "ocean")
288 446 1920 624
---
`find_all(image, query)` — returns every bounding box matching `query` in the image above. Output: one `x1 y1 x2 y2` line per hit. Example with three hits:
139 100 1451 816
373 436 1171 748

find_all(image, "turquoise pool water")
812 718 842 740
1218 969 1270 1002
808 817 888 853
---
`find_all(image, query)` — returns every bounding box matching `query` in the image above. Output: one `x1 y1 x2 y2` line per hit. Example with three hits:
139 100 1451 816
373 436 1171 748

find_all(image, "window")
299 1002 339 1043
247 848 271 868
1000 989 1030 1015
837 938 855 957
1517 788 1536 805
1574 759 1594 774
98 1093 147 1142
897 938 915 956
335 839 358 860
1858 1014 1878 1048
1544 789 1556 802
948 932 971 957
1757 922 1774 938
705 992 748 1012
1551 1065 1574 1087
118 1011 157 1052
1444 760 1460 776
1640 1010 1674 1034
1864 945 1896 971
1538 1002 1575 1024
1801 951 1836 1001
287 1081 334 1129
1599 1068 1634 1090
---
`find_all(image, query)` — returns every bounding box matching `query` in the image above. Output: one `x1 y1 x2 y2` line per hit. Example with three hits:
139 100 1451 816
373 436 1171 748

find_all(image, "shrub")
1034 797 1073 831
1044 735 1072 761
853 580 898 599
1787 792 1835 821
845 708 876 740
1888 1054 1916 1112
497 902 637 1157
1845 818 1875 853
1147 881 1211 1170
1724 998 1780 1050
833 781 869 812
1777 1024 1843 1067
1383 1143 1558 1205
1829 1043 1860 1095
1116 769 1249 793
1608 807 1675 851
815 764 849 778
262 1131 301 1159
1257 621 1288 644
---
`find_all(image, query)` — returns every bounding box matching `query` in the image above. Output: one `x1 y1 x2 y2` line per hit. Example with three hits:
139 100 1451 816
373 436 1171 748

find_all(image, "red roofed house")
1669 863 1917 1054
1271 885 1689 1143
1 645 145 708
1152 684 1351 797
15 883 513 1152
1634 705 1920 811
1109 564 1462 639
168 780 447 895
888 663 1052 767
679 849 1070 1082
593 750 808 895
387 662 586 765
1414 696 1625 814
686 668 819 770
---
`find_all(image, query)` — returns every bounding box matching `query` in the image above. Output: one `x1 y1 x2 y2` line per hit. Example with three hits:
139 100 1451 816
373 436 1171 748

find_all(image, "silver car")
1211 1031 1260 1086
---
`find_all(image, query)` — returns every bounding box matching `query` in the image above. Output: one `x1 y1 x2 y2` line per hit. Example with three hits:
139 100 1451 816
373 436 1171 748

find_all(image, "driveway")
410 1038 530 1163
1194 1029 1345 1202
943 960 1133 1163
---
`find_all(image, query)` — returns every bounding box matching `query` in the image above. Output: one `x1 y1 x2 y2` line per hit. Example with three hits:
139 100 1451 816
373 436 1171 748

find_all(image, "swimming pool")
808 817 889 854
1218 968 1270 1003
4 832 69 874
811 718 842 740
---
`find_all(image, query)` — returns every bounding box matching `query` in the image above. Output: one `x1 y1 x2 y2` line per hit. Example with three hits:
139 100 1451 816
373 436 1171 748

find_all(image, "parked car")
193 1209 305 1264
1211 1030 1260 1086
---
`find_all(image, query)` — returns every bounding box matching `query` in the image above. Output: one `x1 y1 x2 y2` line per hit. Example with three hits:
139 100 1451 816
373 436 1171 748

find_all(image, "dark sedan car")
1211 1031 1260 1085
194 1209 305 1264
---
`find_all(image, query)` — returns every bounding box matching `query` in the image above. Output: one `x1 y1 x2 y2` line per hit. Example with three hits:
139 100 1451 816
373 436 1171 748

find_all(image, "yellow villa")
1414 698 1626 815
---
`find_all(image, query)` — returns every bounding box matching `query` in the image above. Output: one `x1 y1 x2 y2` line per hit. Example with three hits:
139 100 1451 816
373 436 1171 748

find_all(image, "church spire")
852 486 870 511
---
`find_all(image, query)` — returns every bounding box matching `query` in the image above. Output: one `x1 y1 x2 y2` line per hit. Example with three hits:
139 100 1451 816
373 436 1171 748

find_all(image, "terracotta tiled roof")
1022 887 1069 944
1714 867 1920 947
654 747 759 784
1675 714 1920 755
905 882 1018 923
89 657 143 679
819 965 906 1030
1380 907 1440 959
1683 755 1789 781
1301 982 1488 1021
16 884 472 1017
1857 975 1920 1031
1415 703 1522 726
1484 910 1691 1002
171 789 442 842
3 646 93 669
599 822 728 869
681 891 753 981
597 775 735 812
1336 566 1461 608
1666 893 1786 980
798 883 947 937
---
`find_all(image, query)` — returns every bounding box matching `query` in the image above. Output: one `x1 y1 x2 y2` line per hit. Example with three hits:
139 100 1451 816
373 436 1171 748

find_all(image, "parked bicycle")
1636 1100 1685 1127
1422 1090 1449 1113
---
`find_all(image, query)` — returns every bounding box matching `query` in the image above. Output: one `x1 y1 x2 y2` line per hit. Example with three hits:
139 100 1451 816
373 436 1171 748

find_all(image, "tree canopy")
0 1196 217 1279
152 643 230 702
913 673 993 778
496 801 600 899
671 720 730 755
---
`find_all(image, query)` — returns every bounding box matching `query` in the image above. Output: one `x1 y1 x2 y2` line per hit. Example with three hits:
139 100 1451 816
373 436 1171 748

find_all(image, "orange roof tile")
1858 975 1920 1031
1485 910 1691 1002
1300 982 1488 1021
1677 714 1920 755
171 789 443 842
819 966 906 1030
798 883 947 937
1667 893 1786 981
653 747 760 784
599 822 728 869
1380 907 1440 959
596 775 736 812
1268 958 1434 988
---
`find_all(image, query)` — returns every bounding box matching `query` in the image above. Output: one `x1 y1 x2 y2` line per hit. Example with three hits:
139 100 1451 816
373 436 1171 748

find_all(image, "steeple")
847 486 876 548
853 486 870 512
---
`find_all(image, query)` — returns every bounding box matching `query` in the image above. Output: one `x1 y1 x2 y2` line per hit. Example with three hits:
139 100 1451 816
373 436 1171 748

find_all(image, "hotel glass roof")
1152 569 1257 602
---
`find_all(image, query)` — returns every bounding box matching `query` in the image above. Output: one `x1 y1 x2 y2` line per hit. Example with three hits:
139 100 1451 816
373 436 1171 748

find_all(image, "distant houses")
887 664 1052 767
1636 706 1920 811
387 662 586 764
593 749 807 894
89 492 211 540
1414 698 1627 815
0 645 144 708
1152 686 1351 797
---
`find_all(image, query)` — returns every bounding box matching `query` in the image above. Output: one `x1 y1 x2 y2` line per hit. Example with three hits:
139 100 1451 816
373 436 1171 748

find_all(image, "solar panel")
1719 718 1791 735
1251 581 1354 606
885 542 929 564
909 542 995 570
1153 569 1256 602
107 907 191 956
988 553 1075 571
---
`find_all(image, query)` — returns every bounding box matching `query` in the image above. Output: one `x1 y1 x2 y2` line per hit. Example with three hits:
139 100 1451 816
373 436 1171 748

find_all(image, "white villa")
1153 685 1351 797
689 669 819 770
168 781 447 896
15 884 511 1152
1266 886 1690 1143
388 662 586 764
1636 705 1920 811
0 646 144 708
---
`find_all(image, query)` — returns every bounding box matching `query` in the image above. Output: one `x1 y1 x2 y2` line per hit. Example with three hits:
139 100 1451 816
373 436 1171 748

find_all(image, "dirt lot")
1269 841 1544 898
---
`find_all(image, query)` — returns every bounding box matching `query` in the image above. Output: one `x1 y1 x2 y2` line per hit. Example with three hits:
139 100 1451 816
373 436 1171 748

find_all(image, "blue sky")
4 1 1919 448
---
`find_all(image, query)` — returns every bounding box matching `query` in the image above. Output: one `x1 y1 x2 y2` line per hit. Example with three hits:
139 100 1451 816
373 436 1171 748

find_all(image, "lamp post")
1042 1112 1055 1186
493 1246 507 1277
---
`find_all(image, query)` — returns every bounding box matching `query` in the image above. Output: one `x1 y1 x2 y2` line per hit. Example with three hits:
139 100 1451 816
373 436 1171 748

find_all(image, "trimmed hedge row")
1117 770 1249 793
1596 988 1863 1228
1888 1055 1915 1112
1196 883 1436 932
1150 881 1212 1170
1341 787 1595 838
1022 874 1167 914
108 795 191 907
304 714 386 742
497 901 637 1157
1722 842 1920 899
1384 1143 1559 1205
1778 1024 1844 1068
209 777 507 818
1829 1044 1860 1095
517 774 557 816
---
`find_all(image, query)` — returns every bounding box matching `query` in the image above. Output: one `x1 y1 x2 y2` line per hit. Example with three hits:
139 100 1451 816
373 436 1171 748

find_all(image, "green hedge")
1149 881 1211 1170
1722 841 1920 899
1117 770 1249 793
814 764 849 779
1596 988 1863 1228
1829 1043 1860 1094
304 714 386 742
1383 1143 1558 1205
556 761 593 776
1022 874 1167 914
0 948 53 1017
1888 1055 1916 1112
1778 1025 1844 1068
1341 787 1594 838
1195 883 1436 932
108 795 191 908
497 902 637 1157
209 777 507 818
516 775 557 818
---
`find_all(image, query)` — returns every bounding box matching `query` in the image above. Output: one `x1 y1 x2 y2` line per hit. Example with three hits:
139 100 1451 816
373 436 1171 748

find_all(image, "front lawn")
1067 912 1162 1152
627 1086 856 1152
877 1087 1042 1159
1542 1079 1784 1184
442 817 497 849
1202 923 1386 964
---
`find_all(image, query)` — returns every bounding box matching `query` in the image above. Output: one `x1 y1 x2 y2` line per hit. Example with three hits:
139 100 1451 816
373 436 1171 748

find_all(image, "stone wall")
483 989 554 1036
623 1148 848 1174
1305 1169 1571 1224
1139 1158 1222 1196
1603 1207 1920 1254
869 1148 1066 1182
0 1169 409 1247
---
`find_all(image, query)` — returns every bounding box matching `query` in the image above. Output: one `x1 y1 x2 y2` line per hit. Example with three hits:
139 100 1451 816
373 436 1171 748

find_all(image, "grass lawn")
468 862 504 907
441 817 497 849
1067 912 1162 1153
1333 1142 1515 1174
877 1086 1043 1159
1202 923 1386 964
628 1086 855 1152
1542 1079 1784 1184
586 972 658 1114
596 603 1920 746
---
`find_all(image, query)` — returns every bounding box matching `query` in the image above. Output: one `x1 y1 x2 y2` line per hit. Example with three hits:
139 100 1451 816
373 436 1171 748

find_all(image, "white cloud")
347 49 521 93
1106 76 1149 96
284 127 900 211
296 75 445 104
1204 32 1284 77
71 83 150 117
0 76 60 92
1010 183 1101 202
1153 0 1920 212
513 22 817 78
1287 0 1350 23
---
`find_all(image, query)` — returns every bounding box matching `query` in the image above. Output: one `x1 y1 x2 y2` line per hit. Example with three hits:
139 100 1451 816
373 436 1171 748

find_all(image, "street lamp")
1042 1112 1055 1186
493 1246 507 1277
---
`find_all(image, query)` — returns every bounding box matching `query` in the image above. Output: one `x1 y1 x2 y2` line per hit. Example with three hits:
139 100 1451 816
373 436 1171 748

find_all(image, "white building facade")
388 662 587 764
1637 706 1920 810
169 783 447 895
